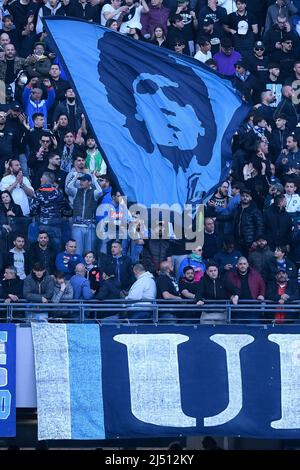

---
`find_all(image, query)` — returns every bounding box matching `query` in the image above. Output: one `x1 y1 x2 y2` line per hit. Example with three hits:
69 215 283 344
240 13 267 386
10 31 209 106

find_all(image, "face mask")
19 75 28 85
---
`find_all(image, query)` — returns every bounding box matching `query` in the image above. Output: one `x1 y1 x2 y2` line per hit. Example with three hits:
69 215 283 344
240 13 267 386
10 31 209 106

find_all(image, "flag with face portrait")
44 18 248 208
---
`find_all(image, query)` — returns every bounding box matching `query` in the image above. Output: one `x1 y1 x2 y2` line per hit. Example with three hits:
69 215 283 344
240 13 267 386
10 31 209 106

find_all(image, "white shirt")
194 50 212 63
0 175 33 216
119 4 143 34
101 4 121 25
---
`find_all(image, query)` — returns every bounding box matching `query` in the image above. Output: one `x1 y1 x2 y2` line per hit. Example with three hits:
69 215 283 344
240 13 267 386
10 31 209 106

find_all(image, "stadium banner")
0 324 16 437
44 18 249 207
32 324 300 440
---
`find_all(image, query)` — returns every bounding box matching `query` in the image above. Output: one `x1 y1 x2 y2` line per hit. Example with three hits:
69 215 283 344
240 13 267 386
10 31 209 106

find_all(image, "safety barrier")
0 299 299 324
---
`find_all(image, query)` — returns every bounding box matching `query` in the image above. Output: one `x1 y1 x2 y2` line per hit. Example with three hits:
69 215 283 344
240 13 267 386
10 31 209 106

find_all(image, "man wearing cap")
25 42 51 78
233 189 264 255
196 16 221 55
223 0 258 55
246 41 269 84
266 269 298 321
213 37 241 75
233 59 259 103
68 172 102 255
264 62 283 108
198 0 227 37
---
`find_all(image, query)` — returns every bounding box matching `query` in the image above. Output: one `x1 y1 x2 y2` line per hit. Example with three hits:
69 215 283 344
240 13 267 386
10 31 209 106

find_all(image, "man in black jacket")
101 240 134 290
0 266 23 303
195 262 238 324
233 189 264 256
28 231 56 274
96 265 121 301
263 194 293 250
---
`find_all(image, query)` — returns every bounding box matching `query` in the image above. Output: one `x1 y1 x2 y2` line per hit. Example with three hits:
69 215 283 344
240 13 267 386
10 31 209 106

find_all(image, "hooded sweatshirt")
126 271 157 301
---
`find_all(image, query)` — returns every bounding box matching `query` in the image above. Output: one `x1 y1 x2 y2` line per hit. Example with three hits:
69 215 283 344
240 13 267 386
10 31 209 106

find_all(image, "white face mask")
19 75 28 85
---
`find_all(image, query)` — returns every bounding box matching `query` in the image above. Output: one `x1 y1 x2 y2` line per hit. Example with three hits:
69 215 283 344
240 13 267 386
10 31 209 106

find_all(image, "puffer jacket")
233 202 264 246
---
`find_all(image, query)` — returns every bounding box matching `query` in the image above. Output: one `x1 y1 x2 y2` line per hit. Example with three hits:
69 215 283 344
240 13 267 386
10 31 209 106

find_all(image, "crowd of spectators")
1 0 300 323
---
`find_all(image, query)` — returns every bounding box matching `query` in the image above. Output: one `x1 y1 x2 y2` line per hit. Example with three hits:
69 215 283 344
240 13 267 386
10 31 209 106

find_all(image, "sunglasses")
255 47 264 51
174 43 184 46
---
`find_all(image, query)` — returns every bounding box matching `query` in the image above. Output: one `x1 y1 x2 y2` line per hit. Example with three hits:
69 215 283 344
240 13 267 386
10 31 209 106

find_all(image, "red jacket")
226 268 265 299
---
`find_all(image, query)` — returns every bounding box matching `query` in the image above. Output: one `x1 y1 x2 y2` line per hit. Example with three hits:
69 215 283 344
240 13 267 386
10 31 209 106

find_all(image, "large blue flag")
44 18 248 207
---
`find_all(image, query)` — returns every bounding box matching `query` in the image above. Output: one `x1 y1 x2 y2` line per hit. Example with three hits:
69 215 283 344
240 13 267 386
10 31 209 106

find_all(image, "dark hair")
275 245 287 255
32 262 45 271
274 194 285 205
103 264 115 277
183 265 194 274
32 112 44 121
0 190 12 201
198 36 210 47
105 18 118 29
206 261 218 269
38 230 49 237
84 250 96 258
111 239 122 247
13 234 25 241
54 270 65 279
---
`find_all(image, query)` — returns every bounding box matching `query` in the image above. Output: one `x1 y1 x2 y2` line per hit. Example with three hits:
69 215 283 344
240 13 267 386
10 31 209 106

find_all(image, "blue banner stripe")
67 324 105 439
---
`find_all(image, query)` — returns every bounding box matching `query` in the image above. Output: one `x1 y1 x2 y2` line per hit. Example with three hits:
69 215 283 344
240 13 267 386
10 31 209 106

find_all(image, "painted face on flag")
133 74 205 151
97 33 218 173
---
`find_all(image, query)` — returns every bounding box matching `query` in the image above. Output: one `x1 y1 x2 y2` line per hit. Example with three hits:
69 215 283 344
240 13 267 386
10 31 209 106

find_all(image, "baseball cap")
272 182 284 192
10 102 22 112
79 174 92 182
254 41 265 49
277 268 287 273
203 17 214 25
234 59 248 68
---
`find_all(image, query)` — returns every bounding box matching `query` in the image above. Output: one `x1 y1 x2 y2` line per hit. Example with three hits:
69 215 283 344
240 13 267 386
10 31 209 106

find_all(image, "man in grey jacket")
52 271 74 302
125 263 157 321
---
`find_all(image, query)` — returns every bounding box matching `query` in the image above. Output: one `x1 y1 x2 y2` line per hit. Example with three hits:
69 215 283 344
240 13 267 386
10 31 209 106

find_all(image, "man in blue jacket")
23 77 55 128
70 263 93 300
55 239 84 279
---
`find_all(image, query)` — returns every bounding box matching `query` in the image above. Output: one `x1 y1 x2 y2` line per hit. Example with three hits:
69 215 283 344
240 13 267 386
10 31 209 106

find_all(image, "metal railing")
0 299 300 324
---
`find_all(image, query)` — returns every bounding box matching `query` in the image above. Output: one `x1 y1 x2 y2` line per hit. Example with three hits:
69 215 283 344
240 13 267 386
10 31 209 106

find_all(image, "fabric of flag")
31 323 105 440
44 18 249 207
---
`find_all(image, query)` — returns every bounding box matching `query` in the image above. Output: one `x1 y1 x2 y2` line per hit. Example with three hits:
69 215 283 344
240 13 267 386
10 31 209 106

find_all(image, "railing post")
153 301 158 323
227 302 231 324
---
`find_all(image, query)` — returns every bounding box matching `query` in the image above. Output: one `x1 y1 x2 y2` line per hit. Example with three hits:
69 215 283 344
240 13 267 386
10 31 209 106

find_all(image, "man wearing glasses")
270 34 298 81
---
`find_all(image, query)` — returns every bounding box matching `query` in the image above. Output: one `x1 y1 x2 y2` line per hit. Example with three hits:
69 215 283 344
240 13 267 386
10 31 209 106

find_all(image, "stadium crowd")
0 0 300 323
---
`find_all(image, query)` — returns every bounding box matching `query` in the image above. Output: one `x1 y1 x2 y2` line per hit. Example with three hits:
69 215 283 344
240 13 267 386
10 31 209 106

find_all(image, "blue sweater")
70 274 93 300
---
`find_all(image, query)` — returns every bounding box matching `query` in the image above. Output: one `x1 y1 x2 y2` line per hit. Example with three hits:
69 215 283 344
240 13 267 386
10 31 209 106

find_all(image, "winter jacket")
30 185 65 222
23 271 54 302
195 274 238 302
226 268 266 299
263 257 297 283
70 274 93 300
0 277 23 300
233 202 264 247
0 57 28 82
266 279 298 302
101 255 134 290
263 204 293 250
28 243 56 274
4 250 31 279
248 246 274 274
125 271 157 301
51 281 74 303
96 278 122 300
